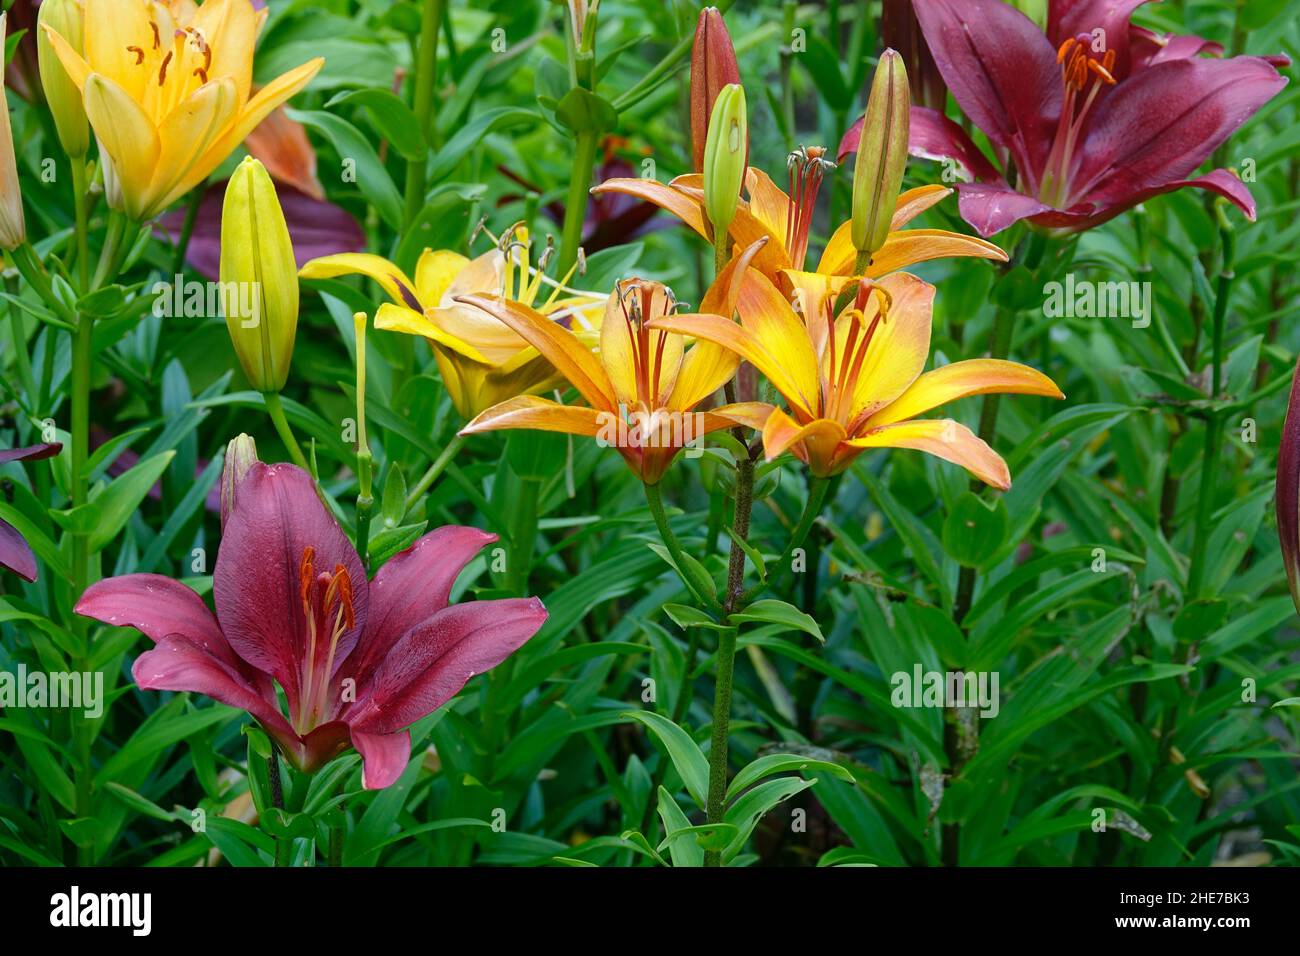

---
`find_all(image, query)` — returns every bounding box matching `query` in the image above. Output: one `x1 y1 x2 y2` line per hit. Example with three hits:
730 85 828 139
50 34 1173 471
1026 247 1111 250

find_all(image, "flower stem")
71 159 91 292
404 431 467 515
1185 212 1236 599
403 0 445 229
507 476 542 595
742 475 830 605
558 129 599 276
644 481 719 610
704 455 755 866
262 391 310 471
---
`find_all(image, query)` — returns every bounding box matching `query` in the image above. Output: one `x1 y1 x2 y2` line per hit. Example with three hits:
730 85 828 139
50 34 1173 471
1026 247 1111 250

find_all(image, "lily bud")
1277 356 1300 616
36 0 88 158
0 13 27 250
220 434 260 530
220 157 299 393
850 49 910 261
702 83 747 242
690 7 742 172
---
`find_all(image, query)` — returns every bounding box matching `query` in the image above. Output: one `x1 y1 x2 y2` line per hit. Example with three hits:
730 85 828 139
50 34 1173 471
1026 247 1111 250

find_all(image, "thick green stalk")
262 391 310 471
644 481 719 610
71 160 91 291
557 129 599 276
403 0 446 229
704 455 755 866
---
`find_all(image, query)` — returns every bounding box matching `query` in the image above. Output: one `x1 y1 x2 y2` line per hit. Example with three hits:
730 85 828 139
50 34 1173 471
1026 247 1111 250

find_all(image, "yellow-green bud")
0 13 26 250
702 82 747 242
851 49 910 261
220 433 260 528
37 0 89 158
220 157 299 393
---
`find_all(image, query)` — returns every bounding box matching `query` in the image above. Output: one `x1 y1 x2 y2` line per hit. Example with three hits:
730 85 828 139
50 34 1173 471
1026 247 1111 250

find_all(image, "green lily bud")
850 49 910 262
37 0 89 158
702 82 747 242
220 157 299 393
220 433 260 529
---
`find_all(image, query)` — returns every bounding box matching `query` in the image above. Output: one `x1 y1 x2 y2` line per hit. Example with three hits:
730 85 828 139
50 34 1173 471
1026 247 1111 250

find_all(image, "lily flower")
1277 357 1300 616
840 0 1289 237
592 152 1005 305
42 0 324 221
648 269 1062 484
300 227 605 420
456 242 771 484
76 451 546 790
0 443 63 582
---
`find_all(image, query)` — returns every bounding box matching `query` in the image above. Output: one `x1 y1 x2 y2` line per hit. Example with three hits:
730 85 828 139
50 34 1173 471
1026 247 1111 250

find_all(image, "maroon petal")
0 442 62 465
214 463 369 715
76 574 237 661
914 0 1062 190
1048 168 1257 233
1048 0 1149 78
907 105 1004 183
132 634 297 745
1071 56 1287 207
346 526 499 688
1129 26 1224 72
0 518 37 582
156 183 365 282
352 728 412 789
954 181 1057 236
348 597 547 735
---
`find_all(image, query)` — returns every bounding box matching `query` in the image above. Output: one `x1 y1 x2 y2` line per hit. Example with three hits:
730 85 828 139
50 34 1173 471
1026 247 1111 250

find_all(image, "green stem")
171 187 204 277
507 476 542 595
71 160 91 292
262 391 310 471
404 431 467 515
704 455 755 867
6 276 37 410
1185 217 1235 599
91 213 129 291
403 0 445 229
558 129 599 276
644 481 719 610
355 451 374 571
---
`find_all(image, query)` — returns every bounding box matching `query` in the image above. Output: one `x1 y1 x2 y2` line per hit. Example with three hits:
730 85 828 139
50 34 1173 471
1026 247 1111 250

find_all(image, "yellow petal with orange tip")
818 220 1007 277
867 359 1064 430
844 419 1011 490
599 282 684 409
667 238 769 412
82 74 160 221
892 184 953 229
454 293 616 413
743 167 793 242
842 271 936 422
460 395 606 439
299 253 423 310
761 406 846 461
710 401 775 431
780 268 853 356
592 177 709 237
735 269 823 413
374 302 491 364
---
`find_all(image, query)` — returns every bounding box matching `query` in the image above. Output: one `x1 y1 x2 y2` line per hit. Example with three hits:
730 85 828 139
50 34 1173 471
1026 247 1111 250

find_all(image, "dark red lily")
839 0 1288 236
76 452 546 789
1278 357 1300 616
0 442 62 582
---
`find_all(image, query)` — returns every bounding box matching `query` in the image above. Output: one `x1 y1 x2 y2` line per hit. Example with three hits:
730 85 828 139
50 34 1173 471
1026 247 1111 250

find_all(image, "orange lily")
300 228 605 419
593 152 1006 317
42 0 323 221
457 243 770 485
648 269 1063 487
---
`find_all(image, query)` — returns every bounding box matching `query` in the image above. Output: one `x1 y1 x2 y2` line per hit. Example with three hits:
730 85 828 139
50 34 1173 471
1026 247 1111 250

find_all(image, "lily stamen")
785 145 835 270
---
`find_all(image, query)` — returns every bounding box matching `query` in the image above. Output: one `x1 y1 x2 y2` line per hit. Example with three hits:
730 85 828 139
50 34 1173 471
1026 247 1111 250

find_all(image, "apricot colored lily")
649 269 1062 485
593 156 1005 299
42 0 323 220
457 243 770 484
301 231 604 419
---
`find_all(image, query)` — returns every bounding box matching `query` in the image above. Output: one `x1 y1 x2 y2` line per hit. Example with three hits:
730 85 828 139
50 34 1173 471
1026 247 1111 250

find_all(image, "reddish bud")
690 7 742 172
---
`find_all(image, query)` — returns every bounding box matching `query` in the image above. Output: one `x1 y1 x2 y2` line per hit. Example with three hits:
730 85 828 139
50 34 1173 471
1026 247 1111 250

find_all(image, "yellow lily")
300 229 605 419
457 242 771 485
648 269 1063 486
593 150 1006 314
42 0 323 221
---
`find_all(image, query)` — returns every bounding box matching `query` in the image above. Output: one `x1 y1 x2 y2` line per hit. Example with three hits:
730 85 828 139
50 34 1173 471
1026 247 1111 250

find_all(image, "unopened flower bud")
0 14 27 250
702 83 747 242
220 433 259 529
850 49 910 262
690 7 742 172
220 157 299 393
37 0 89 158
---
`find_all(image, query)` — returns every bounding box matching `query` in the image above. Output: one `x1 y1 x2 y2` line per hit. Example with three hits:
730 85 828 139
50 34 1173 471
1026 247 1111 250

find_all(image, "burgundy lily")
1278 357 1300 616
0 442 62 582
76 452 547 789
839 0 1288 236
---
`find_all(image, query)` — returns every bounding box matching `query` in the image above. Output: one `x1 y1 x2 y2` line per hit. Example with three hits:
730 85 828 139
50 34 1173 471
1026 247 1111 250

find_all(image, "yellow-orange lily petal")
761 407 848 471
868 359 1064 428
299 253 422 311
43 0 323 220
844 419 1011 490
374 302 491 364
837 272 935 422
818 220 1008 277
461 395 605 439
454 294 616 413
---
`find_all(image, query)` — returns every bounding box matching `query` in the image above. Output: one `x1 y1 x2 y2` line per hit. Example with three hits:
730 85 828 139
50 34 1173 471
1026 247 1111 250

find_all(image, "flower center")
295 546 355 733
475 222 596 330
785 146 835 270
821 280 890 427
616 279 681 413
1038 34 1117 208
